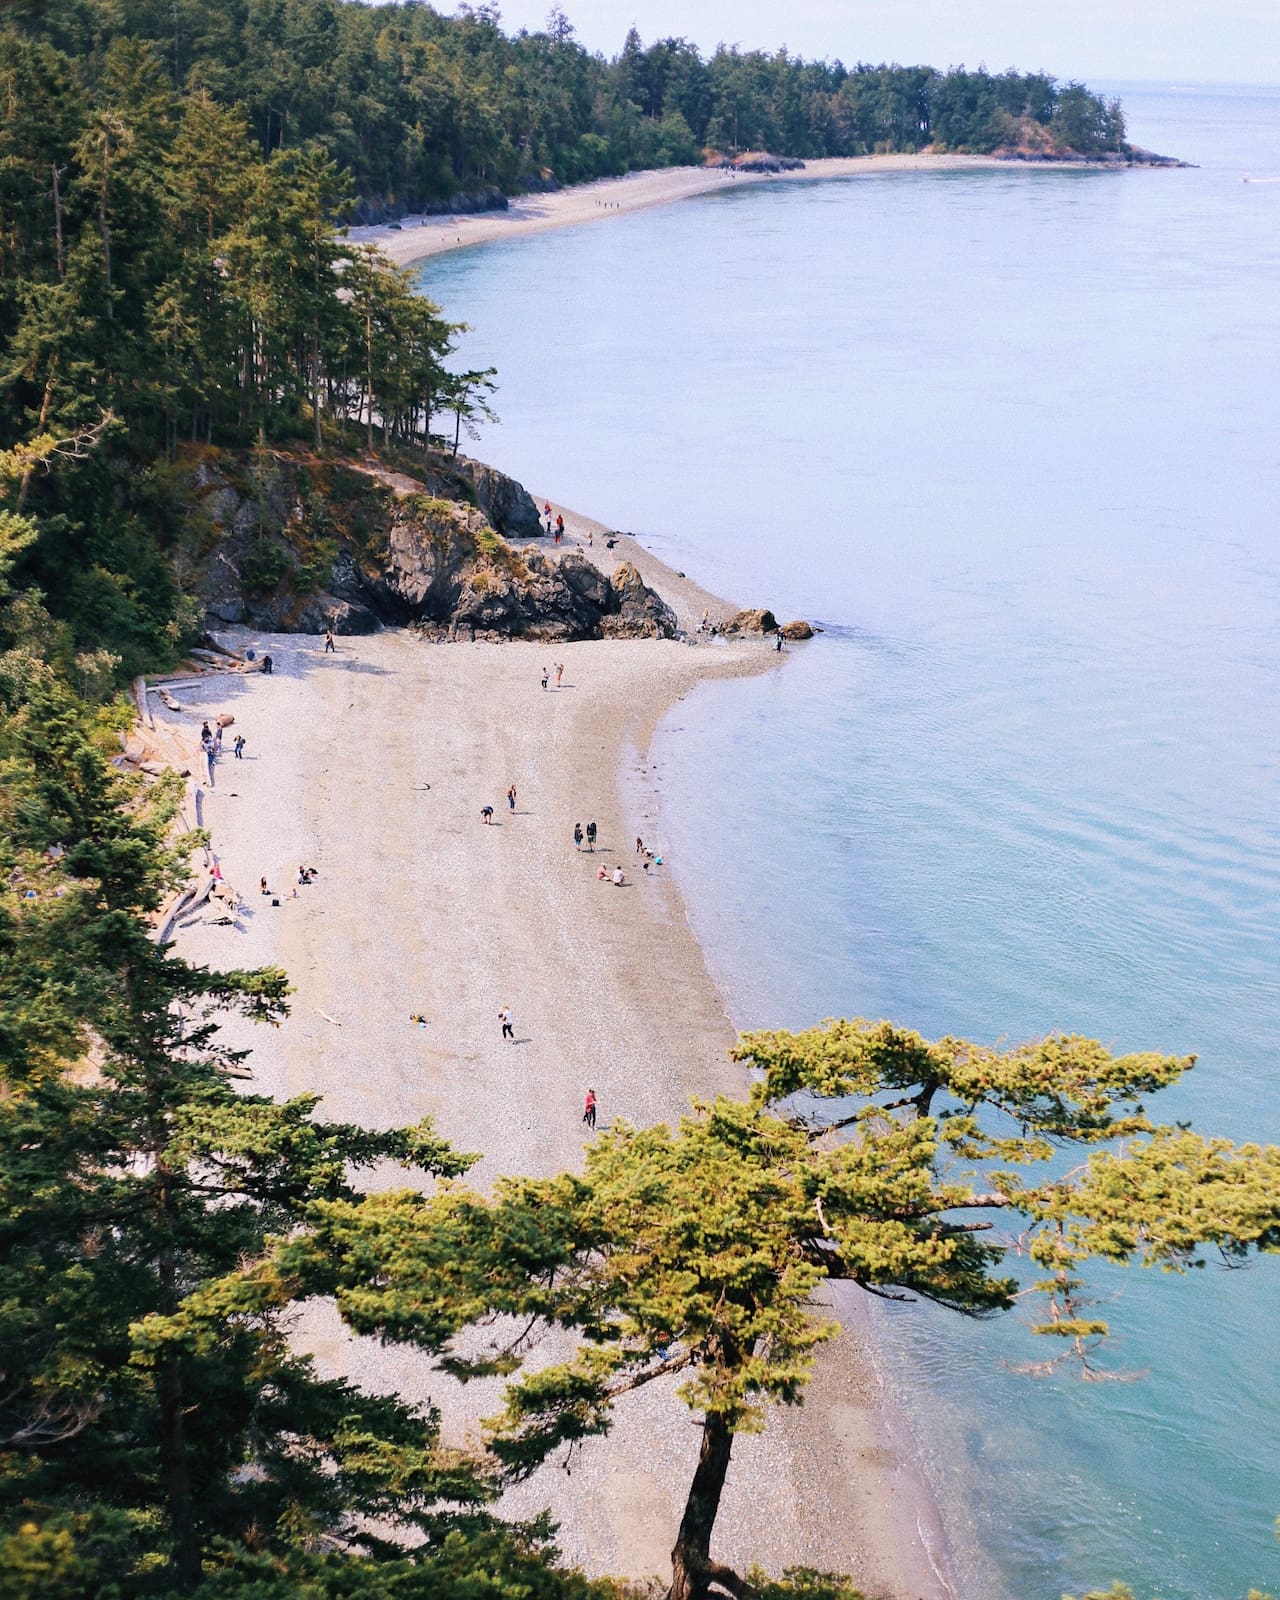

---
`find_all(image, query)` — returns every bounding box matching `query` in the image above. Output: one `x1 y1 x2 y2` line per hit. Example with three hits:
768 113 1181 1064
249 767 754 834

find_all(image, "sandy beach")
161 512 950 1599
352 153 1041 270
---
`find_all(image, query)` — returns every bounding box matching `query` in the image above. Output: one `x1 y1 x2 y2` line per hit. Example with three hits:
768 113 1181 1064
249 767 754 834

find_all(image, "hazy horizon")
472 3 1280 91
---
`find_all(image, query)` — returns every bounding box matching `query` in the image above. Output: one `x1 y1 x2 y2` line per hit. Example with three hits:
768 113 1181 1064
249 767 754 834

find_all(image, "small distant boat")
1241 175 1280 183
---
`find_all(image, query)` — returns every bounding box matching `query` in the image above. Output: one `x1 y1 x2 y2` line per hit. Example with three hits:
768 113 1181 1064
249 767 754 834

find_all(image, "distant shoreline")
351 152 1147 270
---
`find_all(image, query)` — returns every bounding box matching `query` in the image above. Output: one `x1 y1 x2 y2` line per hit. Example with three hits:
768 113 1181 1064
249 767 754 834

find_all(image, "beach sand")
352 153 1035 271
164 532 950 1597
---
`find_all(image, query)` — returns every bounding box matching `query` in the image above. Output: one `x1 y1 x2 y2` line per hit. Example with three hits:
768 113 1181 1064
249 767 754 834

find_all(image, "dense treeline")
0 30 496 675
17 1 1127 214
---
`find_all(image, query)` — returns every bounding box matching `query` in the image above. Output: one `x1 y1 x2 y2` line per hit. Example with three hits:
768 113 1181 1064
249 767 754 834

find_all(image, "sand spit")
353 152 1070 269
164 536 950 1596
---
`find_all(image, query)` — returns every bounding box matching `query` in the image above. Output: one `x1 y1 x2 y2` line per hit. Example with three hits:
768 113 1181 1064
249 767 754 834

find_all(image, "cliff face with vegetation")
182 446 675 641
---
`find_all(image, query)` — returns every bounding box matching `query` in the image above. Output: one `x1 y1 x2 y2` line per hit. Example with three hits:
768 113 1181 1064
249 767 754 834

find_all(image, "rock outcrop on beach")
180 446 672 643
722 607 779 636
602 561 679 639
780 619 815 640
446 454 543 539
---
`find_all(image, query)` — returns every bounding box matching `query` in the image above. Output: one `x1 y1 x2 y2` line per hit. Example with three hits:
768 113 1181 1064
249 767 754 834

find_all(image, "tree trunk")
98 135 113 320
16 359 58 513
158 1351 200 1590
669 1412 749 1600
364 310 373 451
51 162 64 278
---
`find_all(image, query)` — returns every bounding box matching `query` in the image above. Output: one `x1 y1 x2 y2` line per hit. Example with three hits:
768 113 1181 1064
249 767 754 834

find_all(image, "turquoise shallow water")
421 85 1280 1600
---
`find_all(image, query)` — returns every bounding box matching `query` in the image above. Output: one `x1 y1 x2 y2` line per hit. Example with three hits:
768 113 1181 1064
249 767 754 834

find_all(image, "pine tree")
269 1023 1280 1600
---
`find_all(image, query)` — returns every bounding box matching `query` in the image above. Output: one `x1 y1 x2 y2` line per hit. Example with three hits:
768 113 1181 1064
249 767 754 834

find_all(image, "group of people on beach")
540 663 565 690
542 502 566 543
199 718 245 784
257 865 318 905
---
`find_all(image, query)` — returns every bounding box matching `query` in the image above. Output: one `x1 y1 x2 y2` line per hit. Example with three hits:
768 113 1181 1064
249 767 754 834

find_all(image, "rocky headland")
181 445 676 642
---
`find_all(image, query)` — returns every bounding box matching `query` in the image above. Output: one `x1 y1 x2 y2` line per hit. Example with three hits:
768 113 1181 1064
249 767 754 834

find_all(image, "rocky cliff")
179 445 674 642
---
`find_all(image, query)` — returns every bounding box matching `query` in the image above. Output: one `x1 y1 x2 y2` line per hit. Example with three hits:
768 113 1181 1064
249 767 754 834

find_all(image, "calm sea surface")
420 85 1280 1600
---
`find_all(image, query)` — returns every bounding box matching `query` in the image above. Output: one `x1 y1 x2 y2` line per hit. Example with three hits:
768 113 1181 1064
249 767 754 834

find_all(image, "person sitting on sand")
410 1013 428 1028
259 877 269 896
613 866 625 887
597 863 608 881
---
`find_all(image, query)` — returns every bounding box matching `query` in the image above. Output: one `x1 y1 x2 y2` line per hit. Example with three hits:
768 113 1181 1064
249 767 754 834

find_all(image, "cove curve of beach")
162 496 954 1599
350 152 1085 270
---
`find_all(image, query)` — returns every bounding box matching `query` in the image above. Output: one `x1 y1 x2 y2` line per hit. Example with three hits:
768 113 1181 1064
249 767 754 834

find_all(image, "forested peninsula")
2 7 1274 1600
16 0 1136 219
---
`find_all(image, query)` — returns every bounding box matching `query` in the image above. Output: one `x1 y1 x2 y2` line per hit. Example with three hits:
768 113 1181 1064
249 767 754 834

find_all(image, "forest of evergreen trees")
4 11 1278 1600
17 1 1127 213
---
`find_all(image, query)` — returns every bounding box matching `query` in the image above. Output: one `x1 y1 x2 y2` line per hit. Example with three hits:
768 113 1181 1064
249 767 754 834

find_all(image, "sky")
476 1 1280 87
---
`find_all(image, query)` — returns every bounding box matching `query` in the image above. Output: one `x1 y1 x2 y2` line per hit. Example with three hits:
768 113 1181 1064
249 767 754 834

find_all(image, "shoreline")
351 152 1112 270
160 518 952 1598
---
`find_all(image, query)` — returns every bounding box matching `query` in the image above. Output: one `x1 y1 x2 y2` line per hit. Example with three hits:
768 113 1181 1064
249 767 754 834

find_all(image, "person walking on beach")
507 785 517 812
583 1089 597 1129
585 820 597 851
635 835 644 854
499 1007 514 1040
541 666 549 690
554 514 564 544
555 662 564 688
324 628 335 654
573 822 583 850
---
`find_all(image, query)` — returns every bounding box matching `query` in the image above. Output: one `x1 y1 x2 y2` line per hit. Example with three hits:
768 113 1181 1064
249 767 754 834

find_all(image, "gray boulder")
601 561 677 639
440 454 542 539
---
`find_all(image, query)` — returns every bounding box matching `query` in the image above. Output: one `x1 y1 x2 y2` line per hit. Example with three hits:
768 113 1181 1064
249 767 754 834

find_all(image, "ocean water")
419 84 1280 1600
